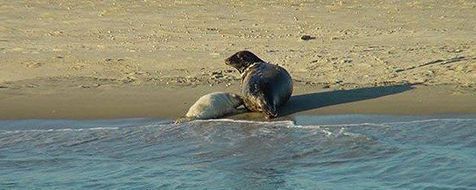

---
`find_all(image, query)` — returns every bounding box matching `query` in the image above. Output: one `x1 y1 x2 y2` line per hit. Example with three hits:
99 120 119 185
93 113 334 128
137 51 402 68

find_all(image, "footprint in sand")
24 62 43 68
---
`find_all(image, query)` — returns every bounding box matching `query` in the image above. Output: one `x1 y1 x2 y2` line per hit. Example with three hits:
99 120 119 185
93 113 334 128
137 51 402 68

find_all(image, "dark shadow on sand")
279 84 414 116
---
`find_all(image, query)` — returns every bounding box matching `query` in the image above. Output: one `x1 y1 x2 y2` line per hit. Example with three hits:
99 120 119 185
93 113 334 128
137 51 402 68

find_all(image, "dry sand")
0 1 475 120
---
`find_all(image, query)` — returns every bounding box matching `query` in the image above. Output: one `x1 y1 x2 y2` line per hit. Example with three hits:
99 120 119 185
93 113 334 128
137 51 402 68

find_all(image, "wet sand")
0 83 474 120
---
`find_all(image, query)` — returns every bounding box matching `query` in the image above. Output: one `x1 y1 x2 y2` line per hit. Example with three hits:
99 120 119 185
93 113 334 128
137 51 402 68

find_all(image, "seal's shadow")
279 84 414 116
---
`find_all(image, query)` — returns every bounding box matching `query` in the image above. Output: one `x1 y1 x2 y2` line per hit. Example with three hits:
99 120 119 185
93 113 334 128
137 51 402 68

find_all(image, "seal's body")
185 92 243 119
225 51 293 118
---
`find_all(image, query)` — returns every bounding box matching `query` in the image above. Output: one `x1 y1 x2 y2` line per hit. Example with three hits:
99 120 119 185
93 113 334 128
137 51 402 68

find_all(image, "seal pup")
225 50 293 119
176 92 244 123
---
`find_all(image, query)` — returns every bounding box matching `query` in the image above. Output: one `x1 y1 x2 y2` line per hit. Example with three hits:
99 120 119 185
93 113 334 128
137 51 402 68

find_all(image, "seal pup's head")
225 50 264 73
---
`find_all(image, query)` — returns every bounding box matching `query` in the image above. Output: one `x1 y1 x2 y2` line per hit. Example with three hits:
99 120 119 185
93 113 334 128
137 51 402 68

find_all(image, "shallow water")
1 115 475 189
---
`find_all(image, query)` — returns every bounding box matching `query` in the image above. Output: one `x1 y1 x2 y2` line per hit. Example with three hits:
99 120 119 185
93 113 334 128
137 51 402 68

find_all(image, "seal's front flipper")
256 94 277 119
262 104 278 119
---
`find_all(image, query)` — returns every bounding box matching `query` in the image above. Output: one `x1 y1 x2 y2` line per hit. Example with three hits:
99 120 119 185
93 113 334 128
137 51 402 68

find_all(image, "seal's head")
225 50 264 73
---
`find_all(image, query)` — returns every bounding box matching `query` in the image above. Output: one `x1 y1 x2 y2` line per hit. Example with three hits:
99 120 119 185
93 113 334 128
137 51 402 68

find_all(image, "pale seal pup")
176 92 243 123
225 50 293 119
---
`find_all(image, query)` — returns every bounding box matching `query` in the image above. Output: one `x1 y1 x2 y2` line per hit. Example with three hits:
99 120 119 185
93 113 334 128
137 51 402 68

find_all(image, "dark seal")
225 50 293 118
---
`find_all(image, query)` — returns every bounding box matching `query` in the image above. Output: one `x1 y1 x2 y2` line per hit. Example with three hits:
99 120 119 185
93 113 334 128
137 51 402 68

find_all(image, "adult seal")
225 50 293 118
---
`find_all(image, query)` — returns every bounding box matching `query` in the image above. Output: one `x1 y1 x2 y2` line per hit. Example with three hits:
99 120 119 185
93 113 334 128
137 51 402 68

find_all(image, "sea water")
0 115 475 189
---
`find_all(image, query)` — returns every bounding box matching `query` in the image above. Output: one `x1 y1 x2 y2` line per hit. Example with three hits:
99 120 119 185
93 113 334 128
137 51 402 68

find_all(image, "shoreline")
1 83 474 120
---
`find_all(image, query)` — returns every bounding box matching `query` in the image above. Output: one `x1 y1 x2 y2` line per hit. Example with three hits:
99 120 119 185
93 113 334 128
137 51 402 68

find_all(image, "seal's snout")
224 56 233 66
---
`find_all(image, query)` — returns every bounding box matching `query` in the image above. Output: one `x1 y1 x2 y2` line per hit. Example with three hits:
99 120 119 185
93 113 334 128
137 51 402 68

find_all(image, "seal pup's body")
225 51 293 118
178 92 243 122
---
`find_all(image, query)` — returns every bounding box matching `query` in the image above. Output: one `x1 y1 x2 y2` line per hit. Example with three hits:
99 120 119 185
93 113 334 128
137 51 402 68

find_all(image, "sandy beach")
0 1 475 120
1 2 476 188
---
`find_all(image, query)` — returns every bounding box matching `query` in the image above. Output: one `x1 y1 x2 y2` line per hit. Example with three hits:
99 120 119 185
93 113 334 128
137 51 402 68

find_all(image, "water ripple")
0 116 475 189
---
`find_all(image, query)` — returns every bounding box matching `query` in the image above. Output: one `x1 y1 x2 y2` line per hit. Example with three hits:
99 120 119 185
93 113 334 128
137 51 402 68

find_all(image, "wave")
292 118 476 129
0 127 121 134
189 118 296 125
1 117 474 135
189 117 475 128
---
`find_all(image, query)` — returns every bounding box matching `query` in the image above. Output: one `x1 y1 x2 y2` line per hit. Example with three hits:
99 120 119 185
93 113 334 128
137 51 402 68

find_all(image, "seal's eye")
237 51 262 64
233 53 242 63
240 53 249 62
